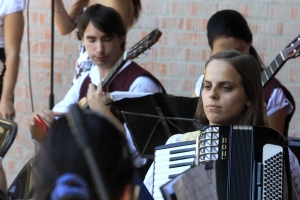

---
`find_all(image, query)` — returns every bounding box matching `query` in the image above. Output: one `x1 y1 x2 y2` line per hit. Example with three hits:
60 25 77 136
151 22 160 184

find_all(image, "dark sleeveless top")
263 77 295 137
78 61 166 100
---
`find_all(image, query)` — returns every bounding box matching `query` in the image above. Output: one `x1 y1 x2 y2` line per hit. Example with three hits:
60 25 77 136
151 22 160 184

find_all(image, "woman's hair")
70 0 141 28
207 9 265 70
69 0 89 22
34 109 134 199
195 50 265 127
77 4 126 51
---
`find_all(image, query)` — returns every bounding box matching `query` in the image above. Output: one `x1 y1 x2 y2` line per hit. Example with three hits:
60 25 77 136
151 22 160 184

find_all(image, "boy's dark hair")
77 4 126 51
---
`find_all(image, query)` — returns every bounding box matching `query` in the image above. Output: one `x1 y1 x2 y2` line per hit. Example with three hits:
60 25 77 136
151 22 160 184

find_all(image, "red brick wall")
3 0 300 186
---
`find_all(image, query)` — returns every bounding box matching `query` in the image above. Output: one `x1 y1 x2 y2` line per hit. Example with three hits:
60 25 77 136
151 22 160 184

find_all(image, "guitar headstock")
282 34 300 60
124 29 162 60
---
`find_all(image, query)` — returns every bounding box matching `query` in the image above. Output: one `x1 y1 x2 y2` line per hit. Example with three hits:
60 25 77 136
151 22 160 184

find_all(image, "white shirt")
194 74 294 116
53 60 164 167
0 0 25 48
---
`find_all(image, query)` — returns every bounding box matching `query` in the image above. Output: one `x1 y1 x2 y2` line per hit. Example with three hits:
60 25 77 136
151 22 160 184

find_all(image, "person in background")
53 0 141 82
145 51 300 198
33 108 135 200
0 0 25 190
192 10 295 137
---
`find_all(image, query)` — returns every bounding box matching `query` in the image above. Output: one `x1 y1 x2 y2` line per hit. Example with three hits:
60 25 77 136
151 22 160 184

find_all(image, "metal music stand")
113 93 199 159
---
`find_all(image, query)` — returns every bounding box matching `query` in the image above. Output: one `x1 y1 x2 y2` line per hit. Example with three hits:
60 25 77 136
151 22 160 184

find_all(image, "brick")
283 22 300 35
39 12 45 24
31 42 39 54
290 6 298 19
276 22 283 35
44 27 51 39
160 46 185 60
248 4 269 18
161 17 184 30
29 11 37 23
40 41 51 54
54 72 61 84
290 69 298 82
15 85 23 98
185 48 207 62
190 2 199 15
25 85 31 98
186 18 207 31
143 1 168 14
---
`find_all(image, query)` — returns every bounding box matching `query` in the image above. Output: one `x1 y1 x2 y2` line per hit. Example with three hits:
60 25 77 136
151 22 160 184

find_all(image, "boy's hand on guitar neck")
87 81 125 133
29 108 63 142
87 80 112 116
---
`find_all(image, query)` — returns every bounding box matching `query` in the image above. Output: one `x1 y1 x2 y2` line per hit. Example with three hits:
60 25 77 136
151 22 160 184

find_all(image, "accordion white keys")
153 140 196 199
153 125 288 200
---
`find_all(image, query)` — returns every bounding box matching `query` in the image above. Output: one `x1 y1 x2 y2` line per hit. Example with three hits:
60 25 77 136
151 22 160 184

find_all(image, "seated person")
33 108 135 200
144 50 300 199
29 4 164 171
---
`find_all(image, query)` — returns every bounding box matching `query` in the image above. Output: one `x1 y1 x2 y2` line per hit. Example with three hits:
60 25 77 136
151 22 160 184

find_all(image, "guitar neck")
102 52 126 90
262 52 286 88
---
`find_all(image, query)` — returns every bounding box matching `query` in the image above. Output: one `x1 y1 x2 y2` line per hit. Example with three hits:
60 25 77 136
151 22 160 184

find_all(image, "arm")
54 0 77 35
29 74 86 142
265 87 293 135
0 11 24 119
267 106 287 135
29 108 57 142
87 82 125 133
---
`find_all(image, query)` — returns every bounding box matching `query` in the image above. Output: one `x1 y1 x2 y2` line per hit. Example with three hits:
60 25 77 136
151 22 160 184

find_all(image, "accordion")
154 125 289 200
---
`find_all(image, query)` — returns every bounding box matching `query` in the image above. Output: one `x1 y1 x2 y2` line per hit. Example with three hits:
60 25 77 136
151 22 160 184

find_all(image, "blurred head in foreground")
34 109 134 200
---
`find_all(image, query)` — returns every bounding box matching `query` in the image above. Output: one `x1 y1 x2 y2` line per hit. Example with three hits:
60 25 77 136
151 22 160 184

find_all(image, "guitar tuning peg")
137 56 140 61
143 52 148 57
149 48 153 53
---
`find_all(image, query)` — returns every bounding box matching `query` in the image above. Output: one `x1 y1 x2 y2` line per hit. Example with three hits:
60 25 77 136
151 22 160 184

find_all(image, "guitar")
78 28 162 109
262 34 300 88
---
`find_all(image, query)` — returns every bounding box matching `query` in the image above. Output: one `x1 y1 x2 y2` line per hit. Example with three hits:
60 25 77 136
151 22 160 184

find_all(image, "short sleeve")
266 88 294 116
1 0 26 16
129 76 163 93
